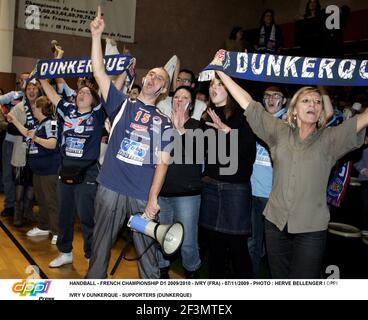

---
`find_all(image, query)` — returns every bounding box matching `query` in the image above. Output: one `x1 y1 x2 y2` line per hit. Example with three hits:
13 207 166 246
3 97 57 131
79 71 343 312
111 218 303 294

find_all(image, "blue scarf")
30 54 135 81
23 98 37 144
201 50 368 86
326 113 352 208
327 161 352 207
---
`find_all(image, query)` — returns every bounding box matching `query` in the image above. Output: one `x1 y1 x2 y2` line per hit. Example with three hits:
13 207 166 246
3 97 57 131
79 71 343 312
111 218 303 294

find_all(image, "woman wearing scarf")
214 60 367 278
8 80 42 227
255 9 283 54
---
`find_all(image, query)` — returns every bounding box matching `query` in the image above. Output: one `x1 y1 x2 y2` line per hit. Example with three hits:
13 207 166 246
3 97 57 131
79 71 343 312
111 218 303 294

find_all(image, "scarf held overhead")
32 54 135 81
200 50 368 86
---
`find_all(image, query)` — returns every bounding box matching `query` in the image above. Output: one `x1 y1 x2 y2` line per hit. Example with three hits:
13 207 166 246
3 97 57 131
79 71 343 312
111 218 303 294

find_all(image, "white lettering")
318 59 336 79
301 57 317 78
338 59 356 79
284 56 300 77
40 63 48 76
48 62 58 75
66 61 78 74
116 57 127 71
77 60 86 73
236 53 248 73
57 61 69 75
359 60 368 79
86 60 93 73
266 55 283 76
251 54 265 75
106 57 117 72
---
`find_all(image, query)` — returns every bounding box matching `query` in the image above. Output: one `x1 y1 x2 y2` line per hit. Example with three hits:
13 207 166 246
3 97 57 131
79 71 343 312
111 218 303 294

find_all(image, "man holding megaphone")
86 6 172 279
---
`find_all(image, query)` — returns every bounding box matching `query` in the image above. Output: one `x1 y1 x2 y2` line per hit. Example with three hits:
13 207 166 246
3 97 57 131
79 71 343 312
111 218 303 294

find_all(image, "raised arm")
6 113 29 137
0 91 23 105
53 45 67 93
318 86 334 121
357 108 368 133
90 5 110 101
215 71 253 110
113 72 128 92
40 79 61 107
172 57 181 92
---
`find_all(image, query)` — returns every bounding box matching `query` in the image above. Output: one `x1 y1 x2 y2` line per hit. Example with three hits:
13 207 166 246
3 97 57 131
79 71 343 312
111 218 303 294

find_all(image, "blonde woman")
215 64 367 278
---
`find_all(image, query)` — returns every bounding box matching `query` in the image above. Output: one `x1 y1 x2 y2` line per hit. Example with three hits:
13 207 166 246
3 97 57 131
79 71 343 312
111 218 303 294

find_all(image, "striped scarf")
259 24 276 52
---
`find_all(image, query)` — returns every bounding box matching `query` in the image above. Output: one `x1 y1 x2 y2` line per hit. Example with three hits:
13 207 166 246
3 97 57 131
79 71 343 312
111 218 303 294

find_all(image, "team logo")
210 49 230 69
69 109 77 117
116 138 149 166
86 116 94 125
130 123 148 132
152 116 162 126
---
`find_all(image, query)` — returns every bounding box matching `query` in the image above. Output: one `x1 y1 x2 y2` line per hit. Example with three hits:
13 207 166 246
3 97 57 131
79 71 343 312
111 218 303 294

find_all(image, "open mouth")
306 110 316 115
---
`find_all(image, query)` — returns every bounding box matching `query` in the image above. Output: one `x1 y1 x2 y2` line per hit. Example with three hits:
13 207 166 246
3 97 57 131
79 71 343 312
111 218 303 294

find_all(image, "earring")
293 114 297 121
318 117 323 128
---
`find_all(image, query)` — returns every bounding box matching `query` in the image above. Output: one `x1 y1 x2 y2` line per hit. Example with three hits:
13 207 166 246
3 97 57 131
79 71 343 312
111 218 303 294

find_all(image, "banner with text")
200 50 368 86
18 0 136 42
31 54 134 80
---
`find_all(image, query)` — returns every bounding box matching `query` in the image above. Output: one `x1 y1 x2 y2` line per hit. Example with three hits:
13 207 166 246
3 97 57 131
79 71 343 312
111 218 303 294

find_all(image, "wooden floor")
0 194 182 279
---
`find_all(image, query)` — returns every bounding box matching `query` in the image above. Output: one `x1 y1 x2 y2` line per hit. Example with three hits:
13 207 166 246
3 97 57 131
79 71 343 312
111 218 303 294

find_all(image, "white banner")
1 279 368 300
17 0 136 42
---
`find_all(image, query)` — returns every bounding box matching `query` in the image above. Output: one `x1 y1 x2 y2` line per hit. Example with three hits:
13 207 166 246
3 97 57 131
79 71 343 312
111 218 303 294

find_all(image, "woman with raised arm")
198 73 256 279
215 60 367 278
40 74 105 268
157 86 202 279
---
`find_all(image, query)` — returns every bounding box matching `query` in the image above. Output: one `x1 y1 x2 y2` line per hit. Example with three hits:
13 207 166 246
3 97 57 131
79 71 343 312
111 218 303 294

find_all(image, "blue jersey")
57 100 106 161
98 83 173 201
28 118 60 175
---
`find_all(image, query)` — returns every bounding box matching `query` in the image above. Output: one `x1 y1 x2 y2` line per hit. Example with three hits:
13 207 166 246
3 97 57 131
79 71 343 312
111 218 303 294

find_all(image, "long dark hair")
229 26 243 40
260 9 275 26
203 74 238 122
304 0 322 18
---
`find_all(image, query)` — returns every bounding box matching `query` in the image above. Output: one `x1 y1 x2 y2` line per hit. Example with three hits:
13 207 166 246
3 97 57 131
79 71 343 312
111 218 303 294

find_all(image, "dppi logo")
12 280 51 297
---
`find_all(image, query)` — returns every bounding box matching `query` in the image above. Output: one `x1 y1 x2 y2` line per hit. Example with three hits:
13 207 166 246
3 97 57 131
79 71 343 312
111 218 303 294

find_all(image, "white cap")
352 102 362 111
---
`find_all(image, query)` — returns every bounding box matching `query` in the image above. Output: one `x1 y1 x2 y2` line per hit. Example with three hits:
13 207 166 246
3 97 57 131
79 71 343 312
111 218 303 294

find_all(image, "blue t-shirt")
57 100 106 161
98 83 173 201
28 118 60 175
251 107 287 198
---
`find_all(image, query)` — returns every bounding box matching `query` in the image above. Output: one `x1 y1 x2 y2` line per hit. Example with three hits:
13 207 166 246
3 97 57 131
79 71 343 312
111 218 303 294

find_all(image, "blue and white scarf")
29 54 135 82
258 24 276 52
23 98 37 144
200 50 368 86
326 111 352 207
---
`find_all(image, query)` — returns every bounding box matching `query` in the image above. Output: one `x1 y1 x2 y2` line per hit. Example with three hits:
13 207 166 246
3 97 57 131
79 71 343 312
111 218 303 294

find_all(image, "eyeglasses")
176 78 192 85
263 93 283 100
